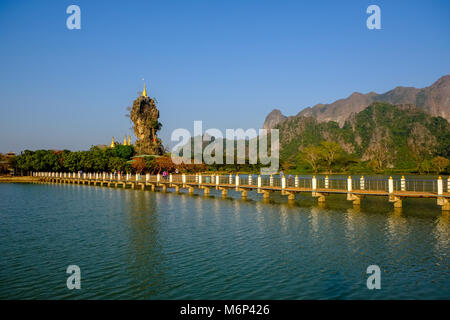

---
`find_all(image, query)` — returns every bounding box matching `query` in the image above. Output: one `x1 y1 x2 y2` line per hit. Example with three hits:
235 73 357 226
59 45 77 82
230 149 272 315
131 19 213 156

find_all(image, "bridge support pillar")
437 197 450 211
188 186 195 194
203 187 210 196
162 185 167 192
174 186 180 193
237 188 247 199
389 195 402 208
140 183 145 190
262 190 270 200
282 191 295 201
220 188 227 197
347 193 363 205
313 192 326 203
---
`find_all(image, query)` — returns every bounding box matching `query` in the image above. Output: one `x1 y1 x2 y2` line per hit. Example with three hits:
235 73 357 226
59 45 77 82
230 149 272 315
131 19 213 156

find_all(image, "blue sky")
0 0 449 153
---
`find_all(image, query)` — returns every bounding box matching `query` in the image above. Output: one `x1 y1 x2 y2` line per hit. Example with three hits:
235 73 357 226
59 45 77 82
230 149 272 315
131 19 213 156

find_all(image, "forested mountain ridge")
264 74 450 129
277 102 450 172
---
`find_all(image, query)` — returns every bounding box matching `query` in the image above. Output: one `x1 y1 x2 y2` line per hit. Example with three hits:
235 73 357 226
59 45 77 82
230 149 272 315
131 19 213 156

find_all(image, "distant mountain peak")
263 109 287 129
269 74 450 128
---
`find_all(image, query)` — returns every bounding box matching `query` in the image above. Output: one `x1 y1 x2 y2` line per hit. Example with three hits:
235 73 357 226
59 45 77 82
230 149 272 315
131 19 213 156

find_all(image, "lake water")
0 183 448 299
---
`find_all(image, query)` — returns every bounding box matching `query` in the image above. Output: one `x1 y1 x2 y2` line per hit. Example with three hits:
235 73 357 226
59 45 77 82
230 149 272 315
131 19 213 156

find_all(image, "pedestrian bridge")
33 172 450 211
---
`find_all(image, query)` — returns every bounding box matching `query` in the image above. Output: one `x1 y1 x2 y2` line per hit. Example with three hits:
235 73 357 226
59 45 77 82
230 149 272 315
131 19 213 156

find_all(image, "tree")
299 145 323 173
320 141 342 173
431 156 449 174
63 152 82 172
131 157 147 174
419 159 432 174
112 145 135 160
108 157 127 172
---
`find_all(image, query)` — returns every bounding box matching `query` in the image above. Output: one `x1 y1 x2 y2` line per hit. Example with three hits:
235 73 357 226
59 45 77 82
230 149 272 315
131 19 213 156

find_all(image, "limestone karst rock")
265 74 450 128
130 95 164 155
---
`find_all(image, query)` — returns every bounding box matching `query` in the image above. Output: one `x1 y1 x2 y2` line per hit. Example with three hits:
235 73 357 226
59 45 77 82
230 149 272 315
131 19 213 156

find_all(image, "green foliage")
277 102 450 174
15 145 136 173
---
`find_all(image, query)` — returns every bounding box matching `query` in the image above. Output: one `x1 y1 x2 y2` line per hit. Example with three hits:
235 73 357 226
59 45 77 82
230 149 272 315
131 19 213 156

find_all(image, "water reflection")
279 205 288 232
123 191 165 297
1 184 448 299
387 208 408 243
310 206 320 235
434 212 448 257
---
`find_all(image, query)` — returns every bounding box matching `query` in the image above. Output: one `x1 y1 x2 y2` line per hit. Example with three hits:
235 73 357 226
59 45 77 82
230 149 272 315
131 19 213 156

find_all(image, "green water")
0 183 448 299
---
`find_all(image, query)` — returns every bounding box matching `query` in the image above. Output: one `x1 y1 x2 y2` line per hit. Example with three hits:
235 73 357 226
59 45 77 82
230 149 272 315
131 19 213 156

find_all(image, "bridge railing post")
258 175 262 188
437 176 443 195
312 176 317 190
325 175 329 189
169 173 173 183
401 176 406 191
388 176 394 194
229 174 232 185
270 175 273 187
216 175 219 186
248 174 252 185
199 174 202 185
235 174 240 188
282 176 286 189
295 175 299 188
182 174 186 184
360 176 365 190
347 176 352 192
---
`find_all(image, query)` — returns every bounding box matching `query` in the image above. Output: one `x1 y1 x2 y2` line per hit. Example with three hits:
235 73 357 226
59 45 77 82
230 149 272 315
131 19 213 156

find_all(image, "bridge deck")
33 174 450 210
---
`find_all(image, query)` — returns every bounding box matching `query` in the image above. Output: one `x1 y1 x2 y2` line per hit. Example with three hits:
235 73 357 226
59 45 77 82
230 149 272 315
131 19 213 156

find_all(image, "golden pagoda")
142 83 147 97
110 137 116 148
128 135 131 145
123 137 128 145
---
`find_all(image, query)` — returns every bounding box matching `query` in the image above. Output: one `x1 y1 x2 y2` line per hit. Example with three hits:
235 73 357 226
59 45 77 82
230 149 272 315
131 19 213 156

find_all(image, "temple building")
109 135 132 148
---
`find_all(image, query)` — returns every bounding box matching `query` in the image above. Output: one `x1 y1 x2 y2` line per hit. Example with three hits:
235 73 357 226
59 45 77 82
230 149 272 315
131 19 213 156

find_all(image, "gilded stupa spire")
128 135 131 145
110 137 115 148
123 137 128 145
142 83 147 97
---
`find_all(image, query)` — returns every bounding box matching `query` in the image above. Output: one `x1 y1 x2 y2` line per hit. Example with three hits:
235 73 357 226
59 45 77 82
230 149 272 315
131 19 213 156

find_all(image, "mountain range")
264 74 450 129
262 75 450 170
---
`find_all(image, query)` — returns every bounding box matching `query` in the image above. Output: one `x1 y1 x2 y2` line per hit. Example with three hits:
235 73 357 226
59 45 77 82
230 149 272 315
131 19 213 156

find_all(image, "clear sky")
0 0 449 153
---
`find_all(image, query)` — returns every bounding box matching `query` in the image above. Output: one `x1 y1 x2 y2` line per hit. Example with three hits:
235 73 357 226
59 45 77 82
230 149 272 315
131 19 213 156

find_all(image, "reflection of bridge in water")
34 172 450 211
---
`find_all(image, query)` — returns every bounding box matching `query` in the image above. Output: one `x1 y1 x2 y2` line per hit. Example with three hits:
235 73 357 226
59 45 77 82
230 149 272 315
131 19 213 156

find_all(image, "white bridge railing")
32 172 449 195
